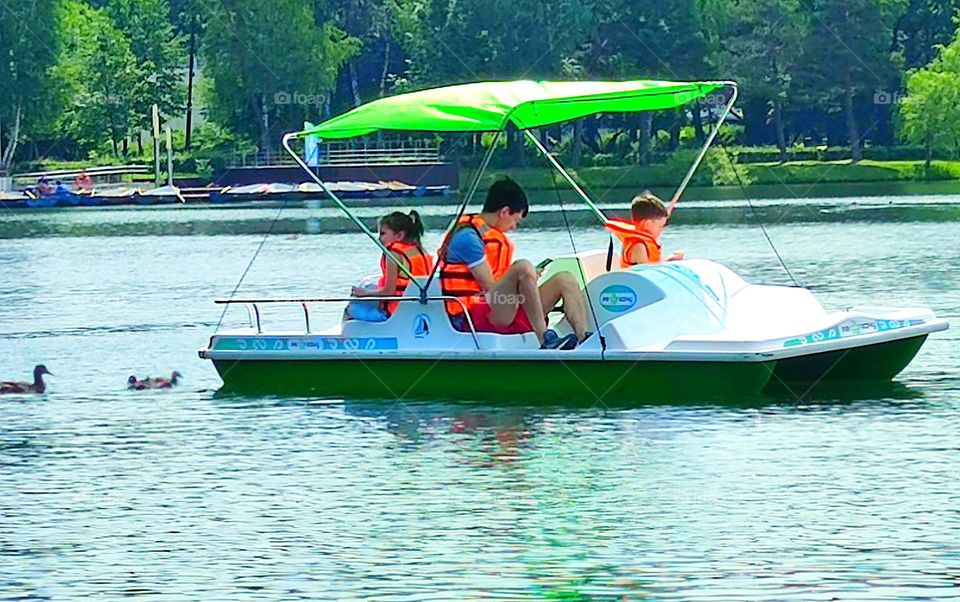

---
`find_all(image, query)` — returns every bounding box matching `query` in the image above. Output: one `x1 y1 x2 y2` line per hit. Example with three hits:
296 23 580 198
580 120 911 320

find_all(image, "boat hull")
771 334 928 384
211 357 775 403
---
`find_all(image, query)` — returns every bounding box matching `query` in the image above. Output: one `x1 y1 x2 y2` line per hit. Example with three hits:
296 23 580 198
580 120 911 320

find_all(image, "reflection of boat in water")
200 80 949 402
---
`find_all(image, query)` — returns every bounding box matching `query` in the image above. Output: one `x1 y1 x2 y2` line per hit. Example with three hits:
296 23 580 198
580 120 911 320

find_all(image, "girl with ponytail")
348 210 435 320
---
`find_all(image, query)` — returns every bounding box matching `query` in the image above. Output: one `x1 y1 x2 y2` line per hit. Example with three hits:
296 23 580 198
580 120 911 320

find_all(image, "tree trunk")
924 130 932 170
0 105 22 172
585 116 600 153
844 67 862 162
122 138 129 157
669 115 680 152
112 139 119 157
137 131 143 155
349 62 361 107
379 41 391 97
571 120 582 168
692 106 705 143
185 16 197 150
773 99 788 164
505 125 523 167
639 113 653 165
260 95 271 163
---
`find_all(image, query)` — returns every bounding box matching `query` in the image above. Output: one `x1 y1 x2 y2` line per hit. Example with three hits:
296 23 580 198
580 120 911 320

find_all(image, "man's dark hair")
482 177 528 216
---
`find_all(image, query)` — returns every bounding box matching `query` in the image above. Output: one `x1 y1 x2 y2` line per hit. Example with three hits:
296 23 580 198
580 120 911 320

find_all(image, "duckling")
148 371 182 389
130 371 182 390
1 365 52 394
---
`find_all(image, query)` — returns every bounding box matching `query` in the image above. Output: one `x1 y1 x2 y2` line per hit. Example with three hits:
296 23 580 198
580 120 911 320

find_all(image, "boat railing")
215 296 481 349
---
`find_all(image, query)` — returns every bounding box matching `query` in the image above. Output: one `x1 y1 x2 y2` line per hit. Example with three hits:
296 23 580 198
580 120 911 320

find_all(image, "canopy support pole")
281 133 423 293
422 130 502 292
522 129 607 225
669 84 739 214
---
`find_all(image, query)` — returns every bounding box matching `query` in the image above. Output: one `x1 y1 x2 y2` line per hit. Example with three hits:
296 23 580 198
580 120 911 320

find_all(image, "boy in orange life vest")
617 191 684 266
438 177 590 349
350 210 434 318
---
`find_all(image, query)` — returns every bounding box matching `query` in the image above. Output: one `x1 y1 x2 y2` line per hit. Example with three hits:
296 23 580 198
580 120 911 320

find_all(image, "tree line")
2 0 960 172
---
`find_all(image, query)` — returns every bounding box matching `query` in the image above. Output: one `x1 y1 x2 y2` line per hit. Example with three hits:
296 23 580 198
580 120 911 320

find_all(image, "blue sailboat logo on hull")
414 314 431 338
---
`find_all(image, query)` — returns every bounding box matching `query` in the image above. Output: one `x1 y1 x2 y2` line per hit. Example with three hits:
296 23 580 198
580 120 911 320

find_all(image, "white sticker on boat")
599 285 637 313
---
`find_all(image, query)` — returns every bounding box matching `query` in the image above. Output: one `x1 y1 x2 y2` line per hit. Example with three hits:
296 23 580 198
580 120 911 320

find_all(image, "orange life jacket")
438 214 514 316
605 219 662 267
75 173 92 190
378 241 434 314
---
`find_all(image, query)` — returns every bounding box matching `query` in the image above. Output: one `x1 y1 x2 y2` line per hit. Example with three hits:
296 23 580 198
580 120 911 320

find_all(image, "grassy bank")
464 160 960 192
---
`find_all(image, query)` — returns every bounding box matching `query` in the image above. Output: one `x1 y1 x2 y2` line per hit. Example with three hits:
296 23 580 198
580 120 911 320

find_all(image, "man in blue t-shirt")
442 178 589 349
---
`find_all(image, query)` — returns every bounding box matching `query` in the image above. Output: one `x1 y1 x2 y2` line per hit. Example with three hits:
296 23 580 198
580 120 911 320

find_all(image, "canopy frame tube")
280 81 738 292
518 82 738 225
669 84 738 214
280 133 425 295
421 128 503 291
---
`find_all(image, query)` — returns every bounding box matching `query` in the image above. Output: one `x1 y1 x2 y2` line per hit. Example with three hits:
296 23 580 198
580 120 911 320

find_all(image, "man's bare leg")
538 272 589 341
486 260 547 343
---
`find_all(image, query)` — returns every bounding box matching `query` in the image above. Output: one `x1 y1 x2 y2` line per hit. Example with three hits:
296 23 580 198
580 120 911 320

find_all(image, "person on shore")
36 177 52 196
606 191 684 267
438 177 590 350
349 210 434 321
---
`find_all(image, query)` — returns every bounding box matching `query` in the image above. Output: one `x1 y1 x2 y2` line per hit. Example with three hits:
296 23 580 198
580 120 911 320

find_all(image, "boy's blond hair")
631 191 669 222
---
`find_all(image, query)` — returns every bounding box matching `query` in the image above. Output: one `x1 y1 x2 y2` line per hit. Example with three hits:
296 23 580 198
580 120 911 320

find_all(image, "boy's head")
631 191 669 238
483 177 528 232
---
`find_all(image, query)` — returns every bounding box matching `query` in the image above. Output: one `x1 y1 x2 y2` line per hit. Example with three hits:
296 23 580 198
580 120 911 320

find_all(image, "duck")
1 365 52 394
128 371 182 390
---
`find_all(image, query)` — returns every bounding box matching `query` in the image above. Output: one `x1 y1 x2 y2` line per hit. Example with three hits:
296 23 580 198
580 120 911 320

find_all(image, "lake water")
1 195 958 600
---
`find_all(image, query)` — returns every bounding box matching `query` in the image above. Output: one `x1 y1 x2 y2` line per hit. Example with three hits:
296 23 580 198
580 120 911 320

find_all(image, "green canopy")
297 80 729 139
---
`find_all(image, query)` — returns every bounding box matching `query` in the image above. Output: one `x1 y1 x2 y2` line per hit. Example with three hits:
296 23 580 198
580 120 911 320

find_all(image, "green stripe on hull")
212 358 775 403
772 335 927 384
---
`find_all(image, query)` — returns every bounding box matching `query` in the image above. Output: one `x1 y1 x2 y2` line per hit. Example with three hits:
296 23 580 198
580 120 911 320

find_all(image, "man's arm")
468 261 496 292
447 228 493 289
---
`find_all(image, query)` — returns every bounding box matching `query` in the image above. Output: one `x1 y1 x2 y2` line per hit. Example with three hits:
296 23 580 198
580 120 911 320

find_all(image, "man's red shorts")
467 299 534 335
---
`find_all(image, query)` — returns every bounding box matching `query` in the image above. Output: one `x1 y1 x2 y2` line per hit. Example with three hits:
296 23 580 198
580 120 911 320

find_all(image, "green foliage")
93 0 186 126
52 0 144 155
3 0 960 178
899 29 960 162
0 0 60 170
202 0 359 144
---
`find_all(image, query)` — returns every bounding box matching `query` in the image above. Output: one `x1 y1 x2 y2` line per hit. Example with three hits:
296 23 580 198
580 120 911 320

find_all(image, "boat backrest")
339 275 540 351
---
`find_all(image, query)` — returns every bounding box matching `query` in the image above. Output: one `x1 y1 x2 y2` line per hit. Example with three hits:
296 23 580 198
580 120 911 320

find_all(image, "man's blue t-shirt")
446 228 487 268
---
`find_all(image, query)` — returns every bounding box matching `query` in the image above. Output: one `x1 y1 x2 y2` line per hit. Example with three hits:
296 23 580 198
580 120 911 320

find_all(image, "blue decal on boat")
413 314 431 338
663 264 720 301
782 318 924 348
215 336 399 351
599 285 637 313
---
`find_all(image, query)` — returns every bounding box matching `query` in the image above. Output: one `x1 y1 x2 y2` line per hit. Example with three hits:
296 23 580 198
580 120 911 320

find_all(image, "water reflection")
1 211 958 599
